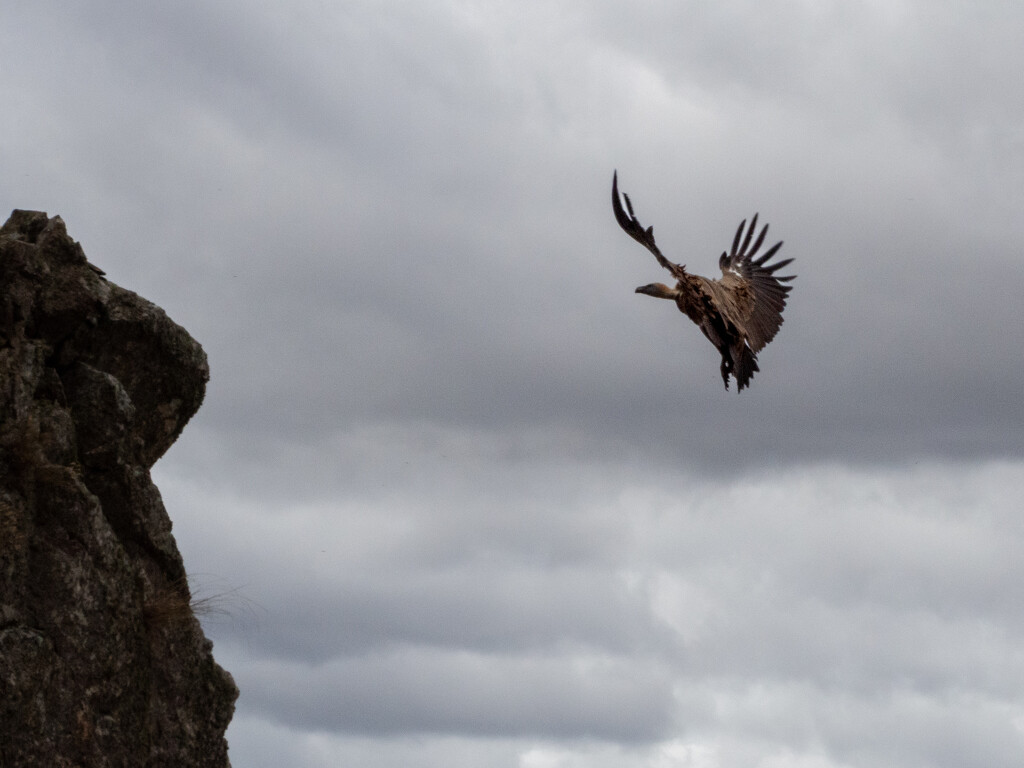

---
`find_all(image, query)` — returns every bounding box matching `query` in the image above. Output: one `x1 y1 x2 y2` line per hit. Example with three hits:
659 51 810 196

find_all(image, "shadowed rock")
0 210 237 767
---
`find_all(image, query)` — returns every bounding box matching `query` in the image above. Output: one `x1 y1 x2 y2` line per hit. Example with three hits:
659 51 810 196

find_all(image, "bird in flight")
612 171 795 392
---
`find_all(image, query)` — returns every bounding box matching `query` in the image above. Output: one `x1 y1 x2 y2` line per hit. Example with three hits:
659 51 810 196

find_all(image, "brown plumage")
612 171 795 391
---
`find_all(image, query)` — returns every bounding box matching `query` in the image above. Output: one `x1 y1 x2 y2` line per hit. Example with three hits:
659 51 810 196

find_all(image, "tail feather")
730 343 760 392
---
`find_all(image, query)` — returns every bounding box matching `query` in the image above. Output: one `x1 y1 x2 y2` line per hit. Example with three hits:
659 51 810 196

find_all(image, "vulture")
612 171 796 392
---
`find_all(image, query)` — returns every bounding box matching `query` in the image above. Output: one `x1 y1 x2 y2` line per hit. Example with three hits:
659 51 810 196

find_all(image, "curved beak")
634 283 676 299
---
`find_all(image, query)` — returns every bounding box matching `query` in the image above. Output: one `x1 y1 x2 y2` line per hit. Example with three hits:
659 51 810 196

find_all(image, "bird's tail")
731 343 760 392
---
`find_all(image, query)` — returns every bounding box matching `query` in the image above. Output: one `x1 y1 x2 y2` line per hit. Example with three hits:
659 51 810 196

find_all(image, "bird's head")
635 282 678 299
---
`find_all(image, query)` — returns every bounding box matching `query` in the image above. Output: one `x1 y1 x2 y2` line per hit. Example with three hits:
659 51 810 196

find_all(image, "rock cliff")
0 210 237 767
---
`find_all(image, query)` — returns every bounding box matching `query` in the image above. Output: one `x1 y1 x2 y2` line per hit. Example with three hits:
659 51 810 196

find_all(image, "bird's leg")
720 354 732 390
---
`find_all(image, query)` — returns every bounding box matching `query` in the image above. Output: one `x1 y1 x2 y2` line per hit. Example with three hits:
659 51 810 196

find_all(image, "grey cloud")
14 0 1021 470
231 646 675 741
6 1 1024 766
225 567 678 663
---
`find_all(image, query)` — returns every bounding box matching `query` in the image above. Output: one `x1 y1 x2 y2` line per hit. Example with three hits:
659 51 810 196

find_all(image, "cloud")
10 0 1022 470
231 646 673 740
5 0 1024 766
162 451 1024 764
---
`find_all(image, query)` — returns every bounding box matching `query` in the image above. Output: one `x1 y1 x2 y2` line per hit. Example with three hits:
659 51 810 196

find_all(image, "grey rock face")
0 210 237 767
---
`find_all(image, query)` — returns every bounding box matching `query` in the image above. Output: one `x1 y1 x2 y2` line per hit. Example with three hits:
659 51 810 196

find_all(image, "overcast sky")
4 1 1024 766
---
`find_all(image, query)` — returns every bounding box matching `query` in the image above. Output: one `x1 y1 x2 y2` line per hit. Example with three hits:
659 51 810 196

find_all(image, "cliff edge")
0 211 237 766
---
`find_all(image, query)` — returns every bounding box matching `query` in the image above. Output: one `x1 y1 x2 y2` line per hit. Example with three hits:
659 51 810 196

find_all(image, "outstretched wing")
718 214 795 352
612 172 686 281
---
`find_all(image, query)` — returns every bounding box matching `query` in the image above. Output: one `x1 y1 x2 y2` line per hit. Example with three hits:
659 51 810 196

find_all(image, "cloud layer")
3 1 1024 766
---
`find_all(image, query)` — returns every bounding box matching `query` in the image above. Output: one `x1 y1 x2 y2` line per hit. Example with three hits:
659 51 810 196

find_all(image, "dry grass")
142 575 257 632
142 577 195 630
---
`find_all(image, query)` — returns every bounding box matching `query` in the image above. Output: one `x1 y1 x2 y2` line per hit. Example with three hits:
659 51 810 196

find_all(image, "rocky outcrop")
0 211 236 767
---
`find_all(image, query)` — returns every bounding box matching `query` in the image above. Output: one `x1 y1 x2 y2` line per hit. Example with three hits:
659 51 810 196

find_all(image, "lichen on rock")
0 210 237 767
